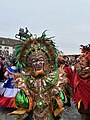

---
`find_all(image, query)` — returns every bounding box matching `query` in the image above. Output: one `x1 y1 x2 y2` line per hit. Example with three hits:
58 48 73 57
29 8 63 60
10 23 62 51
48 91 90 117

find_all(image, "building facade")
0 37 20 56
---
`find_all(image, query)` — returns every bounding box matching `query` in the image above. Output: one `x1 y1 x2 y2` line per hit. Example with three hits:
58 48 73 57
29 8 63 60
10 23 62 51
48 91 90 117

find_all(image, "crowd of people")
0 55 20 108
57 44 90 120
0 43 90 120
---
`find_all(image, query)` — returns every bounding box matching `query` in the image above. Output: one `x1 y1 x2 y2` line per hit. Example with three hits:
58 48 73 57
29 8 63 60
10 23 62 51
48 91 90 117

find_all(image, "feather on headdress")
15 30 58 73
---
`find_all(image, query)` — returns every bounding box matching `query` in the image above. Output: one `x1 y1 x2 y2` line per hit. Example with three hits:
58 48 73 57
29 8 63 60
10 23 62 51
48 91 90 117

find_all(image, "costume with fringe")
9 28 68 120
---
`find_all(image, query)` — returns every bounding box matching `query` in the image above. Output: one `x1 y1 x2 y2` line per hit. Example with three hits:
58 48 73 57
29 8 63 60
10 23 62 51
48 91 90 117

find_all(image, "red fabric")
73 73 90 110
64 66 74 88
0 95 15 108
85 51 90 61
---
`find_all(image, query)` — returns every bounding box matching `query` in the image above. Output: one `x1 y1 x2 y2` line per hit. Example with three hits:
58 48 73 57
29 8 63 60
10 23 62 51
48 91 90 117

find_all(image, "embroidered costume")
9 29 68 120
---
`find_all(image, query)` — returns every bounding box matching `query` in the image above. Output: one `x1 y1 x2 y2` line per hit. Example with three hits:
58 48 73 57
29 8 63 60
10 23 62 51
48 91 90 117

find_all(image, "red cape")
64 66 74 88
73 73 90 110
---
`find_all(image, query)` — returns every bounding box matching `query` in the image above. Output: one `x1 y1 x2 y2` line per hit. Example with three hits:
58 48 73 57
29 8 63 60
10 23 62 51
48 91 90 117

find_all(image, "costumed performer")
73 44 90 120
8 29 68 120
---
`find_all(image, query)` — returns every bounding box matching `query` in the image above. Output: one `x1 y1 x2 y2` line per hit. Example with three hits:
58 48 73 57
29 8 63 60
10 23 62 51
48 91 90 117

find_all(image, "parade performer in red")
73 44 90 120
8 28 68 120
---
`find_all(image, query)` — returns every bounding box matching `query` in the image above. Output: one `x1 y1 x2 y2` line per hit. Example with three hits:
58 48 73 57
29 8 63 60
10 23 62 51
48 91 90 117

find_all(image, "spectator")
0 58 20 108
0 56 4 82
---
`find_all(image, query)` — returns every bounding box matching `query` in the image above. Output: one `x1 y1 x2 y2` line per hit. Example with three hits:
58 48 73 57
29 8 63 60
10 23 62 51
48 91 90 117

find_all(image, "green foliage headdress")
15 30 58 74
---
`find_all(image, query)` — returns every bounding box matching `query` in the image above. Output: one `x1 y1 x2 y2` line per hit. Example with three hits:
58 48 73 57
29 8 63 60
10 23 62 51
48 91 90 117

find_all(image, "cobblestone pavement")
61 102 82 120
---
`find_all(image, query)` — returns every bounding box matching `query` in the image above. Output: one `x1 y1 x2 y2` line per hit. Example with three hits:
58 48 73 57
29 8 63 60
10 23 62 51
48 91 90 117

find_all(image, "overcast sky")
0 0 90 55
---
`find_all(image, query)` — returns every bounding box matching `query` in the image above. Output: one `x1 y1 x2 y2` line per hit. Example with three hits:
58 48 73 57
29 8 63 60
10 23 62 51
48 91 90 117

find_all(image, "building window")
0 46 2 49
4 46 9 49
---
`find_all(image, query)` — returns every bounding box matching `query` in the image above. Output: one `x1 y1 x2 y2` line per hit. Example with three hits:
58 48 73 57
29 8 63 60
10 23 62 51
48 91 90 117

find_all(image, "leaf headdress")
15 30 58 73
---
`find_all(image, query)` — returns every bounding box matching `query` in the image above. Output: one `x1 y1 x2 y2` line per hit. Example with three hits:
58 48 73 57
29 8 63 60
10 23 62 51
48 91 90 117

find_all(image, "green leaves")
15 90 29 109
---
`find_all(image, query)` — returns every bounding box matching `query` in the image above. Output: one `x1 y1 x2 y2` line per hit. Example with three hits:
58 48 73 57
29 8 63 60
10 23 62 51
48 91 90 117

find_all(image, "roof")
0 37 20 47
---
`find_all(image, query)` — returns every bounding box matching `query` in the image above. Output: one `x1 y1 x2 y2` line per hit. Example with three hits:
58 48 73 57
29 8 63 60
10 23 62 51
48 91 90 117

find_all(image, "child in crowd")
0 58 20 108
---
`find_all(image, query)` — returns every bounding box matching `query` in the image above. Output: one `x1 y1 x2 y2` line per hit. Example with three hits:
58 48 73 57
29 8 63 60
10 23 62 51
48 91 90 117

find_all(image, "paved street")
61 102 82 120
0 107 17 120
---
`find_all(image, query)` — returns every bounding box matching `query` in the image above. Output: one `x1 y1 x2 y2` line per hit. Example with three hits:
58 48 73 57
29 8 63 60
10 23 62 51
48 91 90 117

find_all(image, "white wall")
0 45 14 55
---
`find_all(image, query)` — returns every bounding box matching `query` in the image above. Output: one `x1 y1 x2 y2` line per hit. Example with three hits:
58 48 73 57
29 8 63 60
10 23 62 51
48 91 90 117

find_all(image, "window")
4 46 9 49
